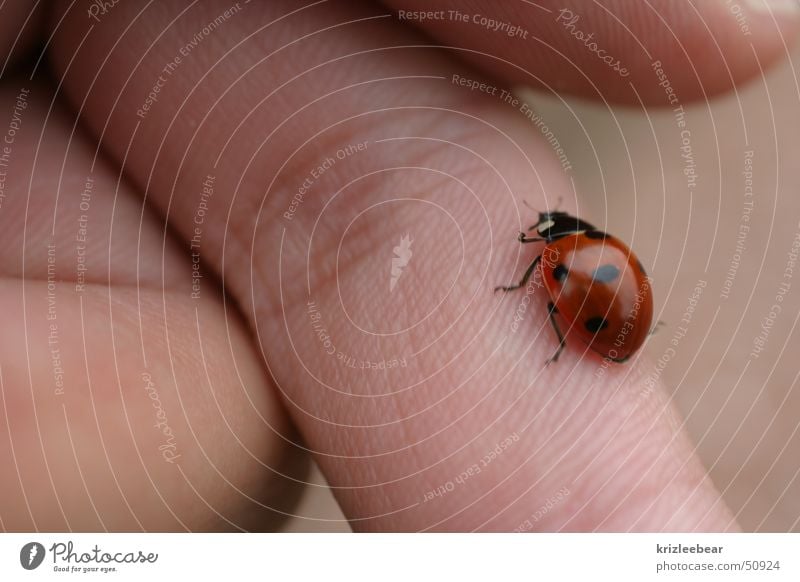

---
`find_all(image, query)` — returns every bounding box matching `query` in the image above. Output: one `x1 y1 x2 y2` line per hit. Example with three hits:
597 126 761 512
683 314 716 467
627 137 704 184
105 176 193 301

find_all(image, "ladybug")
496 211 653 364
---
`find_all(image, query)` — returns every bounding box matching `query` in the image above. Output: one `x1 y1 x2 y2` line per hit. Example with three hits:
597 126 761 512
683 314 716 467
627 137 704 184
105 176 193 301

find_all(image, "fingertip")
382 0 800 104
628 0 800 104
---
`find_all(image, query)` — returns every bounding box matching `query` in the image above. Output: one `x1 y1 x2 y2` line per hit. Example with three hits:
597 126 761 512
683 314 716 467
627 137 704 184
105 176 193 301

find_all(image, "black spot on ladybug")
637 259 647 276
592 264 620 283
584 230 608 240
585 317 608 333
553 263 568 282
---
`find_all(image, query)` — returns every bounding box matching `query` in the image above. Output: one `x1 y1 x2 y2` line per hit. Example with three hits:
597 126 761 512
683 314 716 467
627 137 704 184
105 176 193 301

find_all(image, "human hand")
1 0 797 531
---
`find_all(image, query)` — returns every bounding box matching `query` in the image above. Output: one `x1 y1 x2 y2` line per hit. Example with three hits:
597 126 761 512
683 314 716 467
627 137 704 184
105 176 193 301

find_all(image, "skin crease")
0 0 796 531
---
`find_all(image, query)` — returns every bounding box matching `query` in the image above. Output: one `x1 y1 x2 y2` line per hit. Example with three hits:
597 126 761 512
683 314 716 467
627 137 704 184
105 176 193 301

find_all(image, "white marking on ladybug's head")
537 219 555 232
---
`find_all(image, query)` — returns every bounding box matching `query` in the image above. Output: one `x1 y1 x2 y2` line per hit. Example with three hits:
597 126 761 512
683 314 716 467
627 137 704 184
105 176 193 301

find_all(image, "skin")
0 0 798 531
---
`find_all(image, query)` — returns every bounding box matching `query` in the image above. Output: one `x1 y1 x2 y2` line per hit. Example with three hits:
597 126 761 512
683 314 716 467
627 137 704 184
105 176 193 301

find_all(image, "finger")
0 83 302 531
381 0 800 103
50 0 736 530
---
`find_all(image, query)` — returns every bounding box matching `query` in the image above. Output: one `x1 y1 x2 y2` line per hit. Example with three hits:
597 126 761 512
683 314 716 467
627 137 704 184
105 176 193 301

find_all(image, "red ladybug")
496 211 653 364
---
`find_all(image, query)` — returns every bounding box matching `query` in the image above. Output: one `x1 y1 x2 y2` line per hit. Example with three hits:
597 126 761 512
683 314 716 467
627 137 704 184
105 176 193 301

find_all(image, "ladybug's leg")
494 256 541 292
545 301 566 365
648 320 666 336
518 232 544 243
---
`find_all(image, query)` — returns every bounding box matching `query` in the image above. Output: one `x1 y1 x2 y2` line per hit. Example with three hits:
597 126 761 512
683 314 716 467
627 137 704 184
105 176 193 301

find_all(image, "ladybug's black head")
535 211 598 242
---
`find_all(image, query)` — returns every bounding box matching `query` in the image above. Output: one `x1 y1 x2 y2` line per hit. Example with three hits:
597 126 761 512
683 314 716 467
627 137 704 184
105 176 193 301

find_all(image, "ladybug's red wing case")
540 233 653 362
497 211 654 364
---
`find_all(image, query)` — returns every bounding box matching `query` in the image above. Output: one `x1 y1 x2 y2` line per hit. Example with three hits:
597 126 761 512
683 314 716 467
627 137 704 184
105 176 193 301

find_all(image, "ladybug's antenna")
522 196 564 215
521 199 544 231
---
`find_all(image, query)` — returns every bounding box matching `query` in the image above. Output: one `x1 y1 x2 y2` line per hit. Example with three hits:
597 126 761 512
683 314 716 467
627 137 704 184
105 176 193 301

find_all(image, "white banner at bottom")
0 533 797 581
